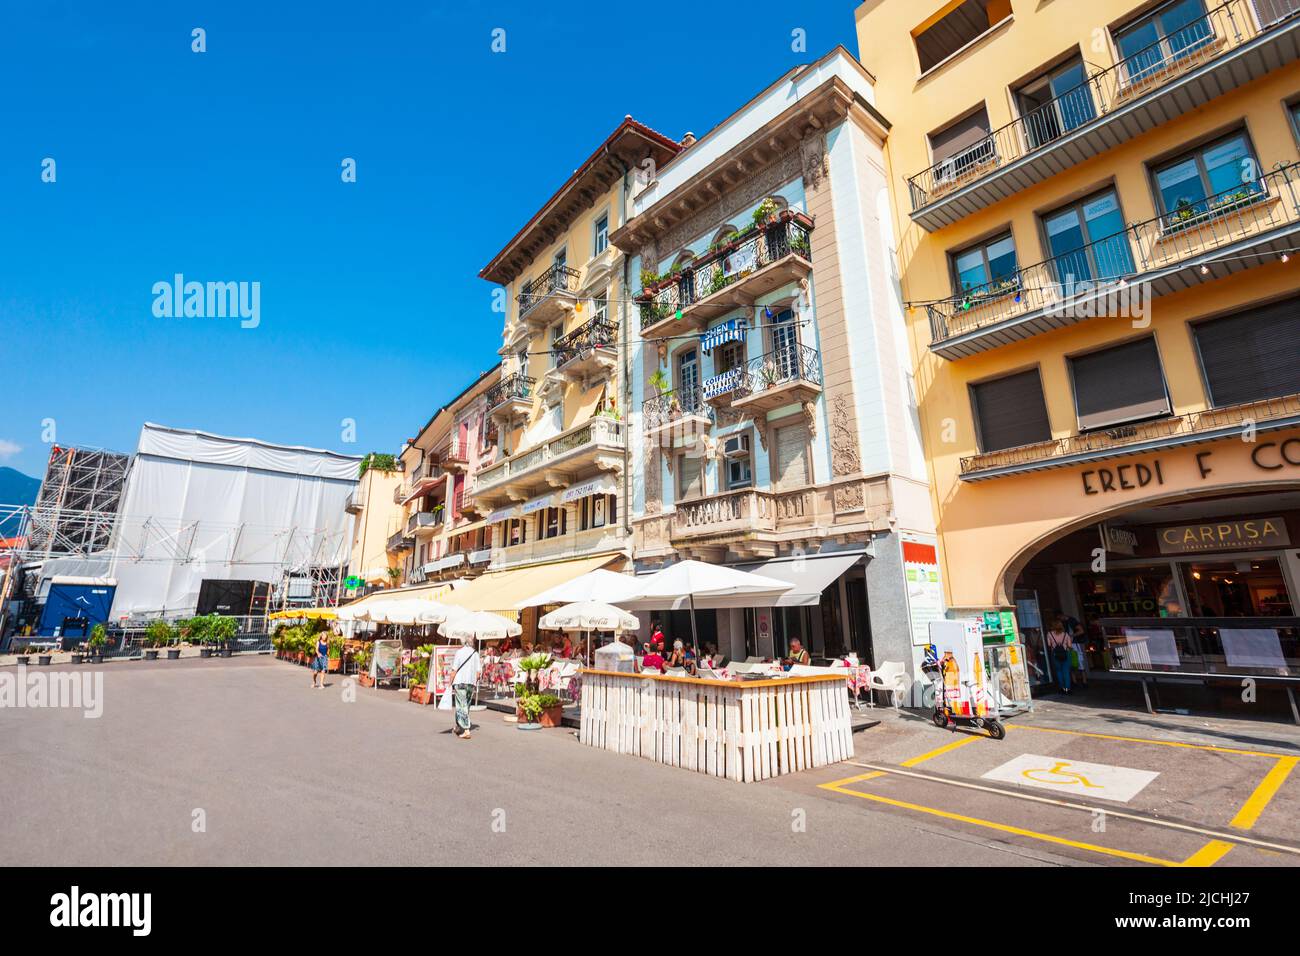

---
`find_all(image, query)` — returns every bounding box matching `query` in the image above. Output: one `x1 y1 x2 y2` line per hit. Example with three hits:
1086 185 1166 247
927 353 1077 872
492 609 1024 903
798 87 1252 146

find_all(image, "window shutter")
972 369 1052 452
1071 337 1169 430
930 107 992 165
774 423 811 489
679 455 702 499
1195 297 1300 407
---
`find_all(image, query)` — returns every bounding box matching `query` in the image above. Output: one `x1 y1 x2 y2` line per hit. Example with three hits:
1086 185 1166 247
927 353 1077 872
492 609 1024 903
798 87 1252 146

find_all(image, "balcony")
472 416 625 506
927 162 1300 359
906 1 1300 231
637 217 813 337
643 384 715 438
731 345 823 414
485 373 535 424
344 490 364 514
518 263 581 329
406 511 440 537
386 530 414 554
455 487 486 519
398 459 448 504
434 437 469 473
553 314 617 382
960 392 1300 481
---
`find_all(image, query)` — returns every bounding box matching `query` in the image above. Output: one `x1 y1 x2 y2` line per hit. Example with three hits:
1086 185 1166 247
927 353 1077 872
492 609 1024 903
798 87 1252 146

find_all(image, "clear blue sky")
0 1 859 481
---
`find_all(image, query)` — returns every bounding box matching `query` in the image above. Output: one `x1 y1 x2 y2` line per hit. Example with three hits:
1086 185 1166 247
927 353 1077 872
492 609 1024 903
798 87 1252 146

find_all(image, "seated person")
664 640 697 676
781 637 811 670
560 634 575 659
640 645 666 673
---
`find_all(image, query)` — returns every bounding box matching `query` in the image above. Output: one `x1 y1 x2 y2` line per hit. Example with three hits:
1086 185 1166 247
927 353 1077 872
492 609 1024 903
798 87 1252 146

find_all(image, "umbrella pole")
688 593 701 661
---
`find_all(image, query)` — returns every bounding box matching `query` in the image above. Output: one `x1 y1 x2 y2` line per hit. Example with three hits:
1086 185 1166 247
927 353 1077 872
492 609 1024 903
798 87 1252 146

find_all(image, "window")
1016 55 1096 150
677 454 703 499
592 288 608 327
725 434 753 491
1114 0 1212 85
1152 132 1263 227
715 341 744 375
1288 99 1300 145
971 369 1052 452
579 493 617 530
1257 0 1300 27
914 0 1012 74
1194 295 1300 406
929 107 995 181
504 517 526 547
952 233 1019 296
1042 189 1133 292
553 247 567 271
536 506 566 540
773 423 811 490
593 213 609 256
677 348 700 409
1069 337 1170 430
549 322 564 368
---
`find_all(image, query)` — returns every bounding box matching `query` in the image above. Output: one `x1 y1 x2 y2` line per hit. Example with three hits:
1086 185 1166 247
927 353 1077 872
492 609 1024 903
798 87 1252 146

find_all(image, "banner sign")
486 507 518 524
1157 516 1289 554
521 494 553 515
702 367 745 400
561 474 617 503
432 645 461 695
371 640 402 682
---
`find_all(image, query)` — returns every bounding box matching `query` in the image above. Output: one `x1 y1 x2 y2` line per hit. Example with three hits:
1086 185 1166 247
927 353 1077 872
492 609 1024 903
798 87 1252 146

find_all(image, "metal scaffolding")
25 445 131 558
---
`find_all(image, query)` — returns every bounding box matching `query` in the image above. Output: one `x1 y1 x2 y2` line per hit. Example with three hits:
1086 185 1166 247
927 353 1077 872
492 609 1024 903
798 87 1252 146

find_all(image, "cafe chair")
865 661 909 709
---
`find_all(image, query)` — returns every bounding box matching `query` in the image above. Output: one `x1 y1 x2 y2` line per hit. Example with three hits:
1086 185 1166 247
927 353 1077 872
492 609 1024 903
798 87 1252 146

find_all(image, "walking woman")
1045 616 1073 695
449 635 481 739
311 631 329 689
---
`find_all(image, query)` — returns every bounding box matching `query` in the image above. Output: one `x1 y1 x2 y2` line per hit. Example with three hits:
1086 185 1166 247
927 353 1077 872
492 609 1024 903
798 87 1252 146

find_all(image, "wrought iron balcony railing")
927 162 1300 345
554 314 617 367
518 263 580 319
433 437 468 466
906 0 1297 213
737 344 823 398
643 384 715 433
485 373 535 411
638 220 812 332
386 530 414 553
960 392 1300 479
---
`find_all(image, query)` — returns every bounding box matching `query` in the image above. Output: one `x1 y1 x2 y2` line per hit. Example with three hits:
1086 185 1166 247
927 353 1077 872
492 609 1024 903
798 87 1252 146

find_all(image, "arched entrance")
998 482 1300 710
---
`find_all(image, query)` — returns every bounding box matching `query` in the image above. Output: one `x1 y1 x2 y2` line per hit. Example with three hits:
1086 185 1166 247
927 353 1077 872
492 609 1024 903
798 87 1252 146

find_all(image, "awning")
440 554 621 620
560 474 618 502
268 607 338 621
334 581 456 620
735 553 862 607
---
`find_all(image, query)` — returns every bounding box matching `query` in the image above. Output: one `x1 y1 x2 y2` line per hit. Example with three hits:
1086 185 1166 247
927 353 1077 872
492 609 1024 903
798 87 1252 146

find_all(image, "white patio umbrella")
375 599 463 627
437 610 522 643
618 560 794 658
538 601 640 663
516 568 642 608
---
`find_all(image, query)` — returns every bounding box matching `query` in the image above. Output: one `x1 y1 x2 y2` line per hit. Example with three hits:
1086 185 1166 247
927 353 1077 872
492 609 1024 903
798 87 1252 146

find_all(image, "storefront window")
1074 565 1182 624
1181 558 1294 617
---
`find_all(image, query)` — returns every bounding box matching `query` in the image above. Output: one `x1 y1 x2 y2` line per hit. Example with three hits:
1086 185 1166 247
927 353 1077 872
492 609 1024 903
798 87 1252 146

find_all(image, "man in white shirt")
450 636 481 740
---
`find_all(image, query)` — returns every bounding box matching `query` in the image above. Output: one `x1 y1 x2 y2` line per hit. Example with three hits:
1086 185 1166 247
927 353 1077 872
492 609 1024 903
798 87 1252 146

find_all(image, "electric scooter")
921 651 1005 740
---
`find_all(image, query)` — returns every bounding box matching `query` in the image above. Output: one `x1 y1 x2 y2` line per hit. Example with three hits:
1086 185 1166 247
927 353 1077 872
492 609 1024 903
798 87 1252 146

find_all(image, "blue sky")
0 1 859 481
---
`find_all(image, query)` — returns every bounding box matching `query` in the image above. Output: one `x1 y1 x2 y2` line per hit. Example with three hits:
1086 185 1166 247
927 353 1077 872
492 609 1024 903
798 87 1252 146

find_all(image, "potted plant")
14 650 30 665
752 198 780 230
648 367 671 398
38 652 52 666
385 567 402 588
406 644 434 705
515 689 544 730
70 645 84 665
88 624 108 663
210 614 238 657
145 620 173 660
327 636 343 673
535 692 564 728
355 644 375 686
182 616 214 658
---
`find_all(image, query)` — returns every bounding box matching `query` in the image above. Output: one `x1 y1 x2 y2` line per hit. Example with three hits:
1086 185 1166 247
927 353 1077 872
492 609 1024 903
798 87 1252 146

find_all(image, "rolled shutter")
1195 297 1300 407
1071 337 1169 430
930 107 992 165
679 455 702 499
972 369 1052 452
774 423 811 489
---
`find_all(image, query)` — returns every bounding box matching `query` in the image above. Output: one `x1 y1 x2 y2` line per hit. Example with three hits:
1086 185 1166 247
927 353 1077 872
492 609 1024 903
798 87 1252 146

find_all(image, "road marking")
1229 756 1299 830
1005 723 1297 759
827 762 1300 858
1182 840 1235 867
899 733 986 767
983 754 1159 803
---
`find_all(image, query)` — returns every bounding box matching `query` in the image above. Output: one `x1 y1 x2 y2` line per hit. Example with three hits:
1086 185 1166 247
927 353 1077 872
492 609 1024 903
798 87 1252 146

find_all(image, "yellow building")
345 456 404 592
858 0 1300 697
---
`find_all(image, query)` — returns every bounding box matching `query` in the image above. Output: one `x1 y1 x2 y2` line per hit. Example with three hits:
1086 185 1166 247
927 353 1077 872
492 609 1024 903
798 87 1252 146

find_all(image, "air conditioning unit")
722 434 750 459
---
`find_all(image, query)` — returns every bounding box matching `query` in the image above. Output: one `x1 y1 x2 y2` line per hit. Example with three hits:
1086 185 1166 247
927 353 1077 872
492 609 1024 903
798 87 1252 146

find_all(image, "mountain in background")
0 466 41 536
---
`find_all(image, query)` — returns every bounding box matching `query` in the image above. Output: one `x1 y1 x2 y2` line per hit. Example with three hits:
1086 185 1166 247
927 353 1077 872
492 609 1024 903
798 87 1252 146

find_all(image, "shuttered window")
677 454 703 499
774 423 811 489
1195 297 1300 407
1070 337 1169 430
930 107 993 171
971 369 1052 452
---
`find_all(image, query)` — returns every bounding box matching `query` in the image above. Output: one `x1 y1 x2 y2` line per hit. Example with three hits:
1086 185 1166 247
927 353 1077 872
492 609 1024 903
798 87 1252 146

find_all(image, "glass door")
1043 190 1134 295
677 348 700 413
770 308 798 381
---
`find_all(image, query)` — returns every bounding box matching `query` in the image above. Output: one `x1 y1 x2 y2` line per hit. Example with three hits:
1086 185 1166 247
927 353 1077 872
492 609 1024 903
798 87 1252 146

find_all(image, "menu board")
432 645 462 695
903 540 945 646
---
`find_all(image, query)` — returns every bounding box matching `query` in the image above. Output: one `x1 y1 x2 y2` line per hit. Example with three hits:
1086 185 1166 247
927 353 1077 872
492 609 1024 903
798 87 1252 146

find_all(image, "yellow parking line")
819 777 1180 866
1229 756 1298 830
899 733 986 767
1006 723 1295 759
1180 840 1235 867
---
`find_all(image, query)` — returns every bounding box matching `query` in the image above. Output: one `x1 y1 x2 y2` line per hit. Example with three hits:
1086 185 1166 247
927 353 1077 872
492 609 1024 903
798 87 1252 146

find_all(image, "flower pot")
92 652 105 664
516 722 541 731
166 648 180 660
219 647 233 658
408 684 434 706
328 658 341 673
15 655 30 665
71 653 84 665
38 655 51 666
358 673 376 688
199 647 213 659
144 649 159 661
538 704 565 729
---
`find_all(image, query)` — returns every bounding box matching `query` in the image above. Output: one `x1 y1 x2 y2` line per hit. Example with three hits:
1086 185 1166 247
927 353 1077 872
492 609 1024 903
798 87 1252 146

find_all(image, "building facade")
859 0 1300 690
472 118 682 623
345 457 405 592
616 48 939 674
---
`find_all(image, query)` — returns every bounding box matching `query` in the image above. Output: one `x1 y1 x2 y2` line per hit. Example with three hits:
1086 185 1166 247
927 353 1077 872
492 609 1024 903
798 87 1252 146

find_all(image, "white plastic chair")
865 661 909 709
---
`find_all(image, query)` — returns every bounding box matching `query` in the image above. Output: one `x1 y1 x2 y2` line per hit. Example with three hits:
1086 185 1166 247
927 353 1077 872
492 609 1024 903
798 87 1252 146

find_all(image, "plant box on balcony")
409 684 435 706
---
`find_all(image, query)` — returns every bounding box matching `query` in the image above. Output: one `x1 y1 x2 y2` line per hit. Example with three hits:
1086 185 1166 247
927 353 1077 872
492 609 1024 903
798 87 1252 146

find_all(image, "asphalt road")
0 656 1079 867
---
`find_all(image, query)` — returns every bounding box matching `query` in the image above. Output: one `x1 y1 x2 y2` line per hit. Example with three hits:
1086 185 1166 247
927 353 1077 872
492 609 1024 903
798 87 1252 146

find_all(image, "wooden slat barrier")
578 669 854 782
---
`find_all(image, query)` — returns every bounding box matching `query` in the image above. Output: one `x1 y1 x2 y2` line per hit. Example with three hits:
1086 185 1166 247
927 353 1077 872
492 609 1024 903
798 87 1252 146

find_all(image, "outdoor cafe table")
578 668 853 782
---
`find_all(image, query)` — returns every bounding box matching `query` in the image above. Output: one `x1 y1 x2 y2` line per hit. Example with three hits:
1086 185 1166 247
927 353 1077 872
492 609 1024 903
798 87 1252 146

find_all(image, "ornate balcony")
485 373 535 424
434 437 469 473
642 384 715 438
927 162 1300 359
554 314 617 382
386 530 414 554
637 218 812 337
472 416 625 506
732 345 823 414
960 392 1300 481
518 263 581 329
906 1 1300 231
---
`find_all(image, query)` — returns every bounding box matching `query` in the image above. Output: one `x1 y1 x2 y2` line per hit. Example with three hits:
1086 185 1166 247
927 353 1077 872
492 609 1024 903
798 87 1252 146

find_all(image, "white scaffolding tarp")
104 423 361 616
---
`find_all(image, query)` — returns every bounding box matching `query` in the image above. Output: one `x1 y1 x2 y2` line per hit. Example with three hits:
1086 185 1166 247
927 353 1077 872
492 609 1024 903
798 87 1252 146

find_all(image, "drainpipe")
612 149 634 543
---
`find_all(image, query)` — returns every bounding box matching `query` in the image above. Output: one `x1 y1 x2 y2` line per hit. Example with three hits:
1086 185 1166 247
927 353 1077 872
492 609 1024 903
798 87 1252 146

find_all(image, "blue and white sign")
701 318 747 354
702 366 745 400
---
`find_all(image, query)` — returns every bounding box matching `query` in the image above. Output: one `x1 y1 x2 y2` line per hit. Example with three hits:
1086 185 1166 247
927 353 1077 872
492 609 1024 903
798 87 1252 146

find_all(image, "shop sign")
1156 516 1289 554
1099 522 1137 556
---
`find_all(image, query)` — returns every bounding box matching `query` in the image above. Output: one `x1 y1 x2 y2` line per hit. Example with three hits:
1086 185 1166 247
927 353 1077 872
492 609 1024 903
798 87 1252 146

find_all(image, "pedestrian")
447 635 481 739
1045 616 1073 694
311 631 328 689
